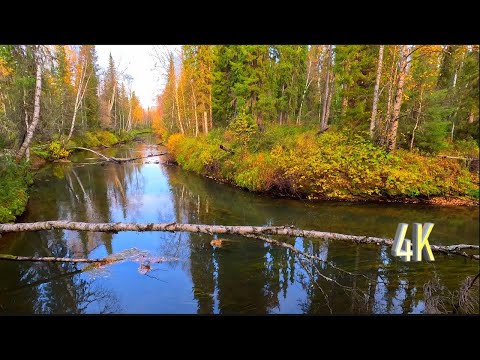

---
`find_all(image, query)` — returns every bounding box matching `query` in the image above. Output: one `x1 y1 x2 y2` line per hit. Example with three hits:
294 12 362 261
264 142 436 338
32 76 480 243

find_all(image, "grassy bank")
166 125 479 204
0 128 152 223
31 128 152 161
0 157 33 223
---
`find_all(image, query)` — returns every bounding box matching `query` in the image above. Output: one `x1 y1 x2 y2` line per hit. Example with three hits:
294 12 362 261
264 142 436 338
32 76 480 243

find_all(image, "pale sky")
96 45 179 108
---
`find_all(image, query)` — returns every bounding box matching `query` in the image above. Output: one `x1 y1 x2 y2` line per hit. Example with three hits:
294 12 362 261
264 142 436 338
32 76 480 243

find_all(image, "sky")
96 45 179 109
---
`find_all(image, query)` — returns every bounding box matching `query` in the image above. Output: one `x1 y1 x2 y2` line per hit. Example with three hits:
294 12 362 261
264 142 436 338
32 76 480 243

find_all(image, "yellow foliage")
0 58 12 77
168 127 479 201
166 133 186 158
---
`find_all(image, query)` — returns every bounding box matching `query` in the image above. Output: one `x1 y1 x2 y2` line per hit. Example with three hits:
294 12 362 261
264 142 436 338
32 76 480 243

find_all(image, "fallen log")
0 253 113 263
0 221 477 260
71 147 112 161
71 147 166 163
437 154 478 161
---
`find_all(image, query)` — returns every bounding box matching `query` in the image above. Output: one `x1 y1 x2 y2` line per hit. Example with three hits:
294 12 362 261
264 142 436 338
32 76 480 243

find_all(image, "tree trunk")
320 46 333 131
0 221 477 260
317 47 325 123
16 52 42 162
208 58 213 131
324 72 334 126
297 57 314 125
209 91 213 130
380 46 399 146
410 86 424 150
191 80 199 137
127 99 132 131
386 45 409 153
341 91 348 118
108 83 116 129
23 89 30 161
203 111 208 135
370 45 384 138
468 110 475 124
67 62 91 143
174 82 184 134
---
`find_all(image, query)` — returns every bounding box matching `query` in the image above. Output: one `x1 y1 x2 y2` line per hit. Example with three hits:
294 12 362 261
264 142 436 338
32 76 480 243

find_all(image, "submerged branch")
0 221 477 260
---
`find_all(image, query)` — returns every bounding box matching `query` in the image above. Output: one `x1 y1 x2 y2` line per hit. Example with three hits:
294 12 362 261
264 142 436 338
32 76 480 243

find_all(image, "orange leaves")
166 133 186 158
0 58 12 77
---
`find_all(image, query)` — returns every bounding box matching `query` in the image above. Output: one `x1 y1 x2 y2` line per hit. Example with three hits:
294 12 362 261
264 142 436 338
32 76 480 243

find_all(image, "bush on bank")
167 125 479 201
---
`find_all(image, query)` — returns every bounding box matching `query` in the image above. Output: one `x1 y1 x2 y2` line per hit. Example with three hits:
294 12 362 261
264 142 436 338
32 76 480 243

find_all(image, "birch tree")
386 45 409 153
16 46 43 161
370 45 384 138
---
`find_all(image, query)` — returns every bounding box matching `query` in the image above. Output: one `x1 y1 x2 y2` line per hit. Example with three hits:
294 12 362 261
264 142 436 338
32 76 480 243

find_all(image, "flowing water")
0 136 478 314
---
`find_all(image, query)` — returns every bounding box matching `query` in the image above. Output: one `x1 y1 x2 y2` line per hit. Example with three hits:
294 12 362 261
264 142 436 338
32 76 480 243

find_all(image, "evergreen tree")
333 45 377 130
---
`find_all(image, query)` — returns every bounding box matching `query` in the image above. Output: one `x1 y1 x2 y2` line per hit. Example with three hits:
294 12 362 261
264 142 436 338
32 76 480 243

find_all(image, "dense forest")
155 45 479 202
155 45 478 151
0 45 153 151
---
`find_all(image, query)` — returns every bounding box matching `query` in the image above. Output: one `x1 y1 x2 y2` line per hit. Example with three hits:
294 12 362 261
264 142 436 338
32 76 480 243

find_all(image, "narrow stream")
0 136 478 314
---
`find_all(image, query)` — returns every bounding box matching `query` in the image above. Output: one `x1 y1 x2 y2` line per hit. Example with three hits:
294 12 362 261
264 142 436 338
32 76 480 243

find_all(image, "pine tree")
333 45 377 130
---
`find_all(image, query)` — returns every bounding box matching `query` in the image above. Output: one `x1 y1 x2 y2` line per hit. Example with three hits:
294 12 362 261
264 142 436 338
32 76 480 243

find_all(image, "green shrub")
81 132 101 148
228 113 257 146
97 130 119 146
47 141 70 160
0 156 32 223
168 126 479 201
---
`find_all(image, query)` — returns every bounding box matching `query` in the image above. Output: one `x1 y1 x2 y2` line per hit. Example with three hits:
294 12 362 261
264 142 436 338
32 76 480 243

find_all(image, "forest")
0 44 478 315
1 45 479 223
155 45 479 203
0 45 154 222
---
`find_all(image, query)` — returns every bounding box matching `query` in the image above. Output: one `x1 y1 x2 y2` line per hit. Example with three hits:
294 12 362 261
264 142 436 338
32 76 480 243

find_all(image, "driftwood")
0 221 477 260
220 144 235 155
71 147 166 163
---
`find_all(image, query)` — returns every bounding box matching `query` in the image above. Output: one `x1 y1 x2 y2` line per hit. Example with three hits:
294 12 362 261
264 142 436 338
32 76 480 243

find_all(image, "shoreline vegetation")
165 125 479 207
0 128 151 223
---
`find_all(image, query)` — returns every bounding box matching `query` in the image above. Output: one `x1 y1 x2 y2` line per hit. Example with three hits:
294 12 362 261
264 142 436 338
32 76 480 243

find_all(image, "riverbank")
166 126 479 207
0 128 152 223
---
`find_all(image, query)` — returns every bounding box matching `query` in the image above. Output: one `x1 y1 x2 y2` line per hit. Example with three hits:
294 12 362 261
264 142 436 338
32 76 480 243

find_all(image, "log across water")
0 221 477 260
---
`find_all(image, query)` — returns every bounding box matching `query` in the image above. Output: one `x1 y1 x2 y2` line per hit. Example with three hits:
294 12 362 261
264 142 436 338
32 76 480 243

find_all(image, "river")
0 136 478 314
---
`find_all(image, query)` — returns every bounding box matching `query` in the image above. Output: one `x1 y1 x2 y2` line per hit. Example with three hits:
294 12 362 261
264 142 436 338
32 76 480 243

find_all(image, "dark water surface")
0 137 478 314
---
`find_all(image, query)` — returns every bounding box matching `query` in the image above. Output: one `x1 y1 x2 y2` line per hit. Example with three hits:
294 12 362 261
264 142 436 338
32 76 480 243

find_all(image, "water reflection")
0 138 478 314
